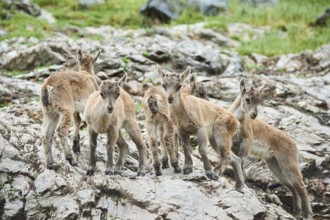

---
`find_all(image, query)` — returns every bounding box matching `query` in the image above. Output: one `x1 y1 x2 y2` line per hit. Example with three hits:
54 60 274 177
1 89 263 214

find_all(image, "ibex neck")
229 95 245 122
80 65 94 75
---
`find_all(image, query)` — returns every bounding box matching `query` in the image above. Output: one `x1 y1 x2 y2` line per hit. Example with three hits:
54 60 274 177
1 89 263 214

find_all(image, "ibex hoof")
47 163 54 170
66 154 77 166
86 169 95 176
114 170 122 175
162 158 169 169
72 140 80 154
105 170 114 175
206 172 218 180
137 171 145 177
172 162 181 173
183 166 193 175
154 163 162 176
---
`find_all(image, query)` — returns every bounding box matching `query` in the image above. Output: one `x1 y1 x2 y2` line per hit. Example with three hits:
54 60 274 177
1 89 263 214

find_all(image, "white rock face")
0 24 329 218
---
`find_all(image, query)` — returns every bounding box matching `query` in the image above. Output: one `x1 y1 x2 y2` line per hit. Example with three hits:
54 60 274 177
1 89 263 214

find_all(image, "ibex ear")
190 72 197 91
117 73 127 87
258 83 266 93
179 66 191 81
157 65 166 79
93 49 101 63
240 78 246 95
78 49 83 61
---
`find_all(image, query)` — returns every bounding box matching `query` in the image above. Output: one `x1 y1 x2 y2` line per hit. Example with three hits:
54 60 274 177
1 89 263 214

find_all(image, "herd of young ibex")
40 50 313 219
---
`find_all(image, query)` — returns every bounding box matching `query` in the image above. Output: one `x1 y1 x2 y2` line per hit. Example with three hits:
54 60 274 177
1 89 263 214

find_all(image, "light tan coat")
84 74 147 176
142 86 181 175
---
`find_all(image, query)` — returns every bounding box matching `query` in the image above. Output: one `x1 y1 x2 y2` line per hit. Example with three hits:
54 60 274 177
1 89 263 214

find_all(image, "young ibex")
229 79 313 219
181 73 209 100
84 74 147 176
40 50 101 169
158 65 244 189
142 86 181 176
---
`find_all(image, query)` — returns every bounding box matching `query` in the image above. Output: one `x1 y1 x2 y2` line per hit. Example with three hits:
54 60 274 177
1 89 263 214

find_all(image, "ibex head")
190 73 209 100
239 78 265 119
77 49 101 74
158 65 191 104
99 73 127 114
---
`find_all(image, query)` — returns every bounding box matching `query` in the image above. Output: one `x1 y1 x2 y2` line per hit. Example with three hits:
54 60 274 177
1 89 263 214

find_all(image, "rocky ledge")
0 23 329 219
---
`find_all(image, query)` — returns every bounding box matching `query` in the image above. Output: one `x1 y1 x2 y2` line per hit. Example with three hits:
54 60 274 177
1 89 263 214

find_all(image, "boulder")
79 0 105 7
140 0 181 23
188 0 228 16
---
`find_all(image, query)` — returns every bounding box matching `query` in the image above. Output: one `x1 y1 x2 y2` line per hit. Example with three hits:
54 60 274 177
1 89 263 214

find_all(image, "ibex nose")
107 106 113 113
168 97 173 103
251 112 257 119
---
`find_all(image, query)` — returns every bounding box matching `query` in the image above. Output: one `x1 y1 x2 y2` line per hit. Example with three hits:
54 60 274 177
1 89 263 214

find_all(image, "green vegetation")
0 0 329 56
0 70 25 77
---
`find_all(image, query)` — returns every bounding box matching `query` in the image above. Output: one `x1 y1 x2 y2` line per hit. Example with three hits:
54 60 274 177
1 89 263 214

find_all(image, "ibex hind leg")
147 122 162 176
213 129 231 175
266 157 303 218
124 120 147 176
72 112 81 154
42 112 59 169
163 121 181 173
158 125 169 169
56 109 77 166
277 158 313 220
114 132 129 175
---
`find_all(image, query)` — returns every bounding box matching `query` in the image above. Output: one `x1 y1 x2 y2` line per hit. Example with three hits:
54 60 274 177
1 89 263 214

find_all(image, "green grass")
0 0 329 56
33 0 147 28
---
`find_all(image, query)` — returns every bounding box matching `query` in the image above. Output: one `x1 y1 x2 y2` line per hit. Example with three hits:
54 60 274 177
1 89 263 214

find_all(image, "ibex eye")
100 92 105 98
245 98 251 104
176 85 181 91
116 93 120 99
162 84 166 89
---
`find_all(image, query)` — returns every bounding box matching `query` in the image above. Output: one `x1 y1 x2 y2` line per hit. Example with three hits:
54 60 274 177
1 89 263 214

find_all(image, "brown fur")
181 73 209 100
229 79 312 219
158 65 244 188
84 74 147 176
40 50 101 169
142 86 181 175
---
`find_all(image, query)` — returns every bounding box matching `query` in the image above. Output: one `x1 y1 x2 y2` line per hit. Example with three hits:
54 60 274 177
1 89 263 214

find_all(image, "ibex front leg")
86 129 98 176
105 126 118 175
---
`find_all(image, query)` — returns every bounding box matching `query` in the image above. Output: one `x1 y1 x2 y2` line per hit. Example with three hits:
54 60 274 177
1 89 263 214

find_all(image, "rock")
79 0 105 6
188 0 228 16
38 9 56 24
1 43 67 71
0 158 30 176
309 7 330 27
227 23 269 41
0 25 329 219
240 0 280 7
35 170 56 194
4 0 41 17
78 189 95 206
3 196 24 219
140 0 181 23
171 40 226 75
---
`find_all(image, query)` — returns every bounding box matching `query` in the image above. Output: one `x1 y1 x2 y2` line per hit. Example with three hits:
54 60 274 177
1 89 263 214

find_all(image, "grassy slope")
0 0 329 56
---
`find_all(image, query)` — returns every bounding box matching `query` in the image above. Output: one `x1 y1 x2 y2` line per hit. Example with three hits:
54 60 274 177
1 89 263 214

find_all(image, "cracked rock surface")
0 23 329 219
